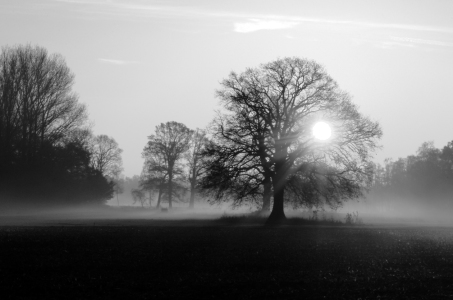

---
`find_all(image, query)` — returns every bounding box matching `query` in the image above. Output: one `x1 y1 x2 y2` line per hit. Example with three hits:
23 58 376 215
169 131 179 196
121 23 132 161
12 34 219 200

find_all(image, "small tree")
141 140 171 208
111 174 124 206
131 188 147 208
90 134 123 178
140 172 167 208
143 122 192 208
185 128 209 209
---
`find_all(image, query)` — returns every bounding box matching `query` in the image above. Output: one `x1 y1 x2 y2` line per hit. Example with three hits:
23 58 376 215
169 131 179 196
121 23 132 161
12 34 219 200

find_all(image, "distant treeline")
0 45 121 207
366 141 453 214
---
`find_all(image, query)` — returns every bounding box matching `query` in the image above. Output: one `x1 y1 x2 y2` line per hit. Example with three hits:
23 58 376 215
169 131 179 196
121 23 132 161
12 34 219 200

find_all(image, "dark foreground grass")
216 213 344 226
1 222 453 299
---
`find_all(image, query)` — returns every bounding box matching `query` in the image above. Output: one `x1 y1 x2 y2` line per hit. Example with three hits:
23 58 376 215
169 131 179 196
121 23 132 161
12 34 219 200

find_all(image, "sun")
312 122 331 140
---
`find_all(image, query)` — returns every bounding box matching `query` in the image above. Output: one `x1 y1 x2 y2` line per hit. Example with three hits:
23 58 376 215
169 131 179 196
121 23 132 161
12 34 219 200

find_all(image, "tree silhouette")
143 122 192 208
0 44 113 206
0 44 86 176
200 138 268 209
89 134 123 205
199 89 273 211
131 189 147 208
90 134 123 178
141 146 168 208
185 128 209 209
366 141 453 215
210 57 382 224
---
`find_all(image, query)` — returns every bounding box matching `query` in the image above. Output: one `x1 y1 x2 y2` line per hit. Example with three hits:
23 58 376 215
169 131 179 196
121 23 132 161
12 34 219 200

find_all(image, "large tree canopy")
206 57 382 223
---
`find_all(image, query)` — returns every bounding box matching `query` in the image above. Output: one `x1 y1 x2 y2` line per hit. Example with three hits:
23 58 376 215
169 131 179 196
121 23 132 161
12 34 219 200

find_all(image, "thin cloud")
378 41 417 50
54 0 112 3
234 19 298 33
349 37 414 50
51 0 453 35
350 36 453 50
98 58 139 65
391 36 453 47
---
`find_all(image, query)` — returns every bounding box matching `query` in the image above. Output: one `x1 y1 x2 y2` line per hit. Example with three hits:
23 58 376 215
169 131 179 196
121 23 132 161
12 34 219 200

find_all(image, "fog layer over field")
339 194 453 226
1 195 453 227
0 202 249 226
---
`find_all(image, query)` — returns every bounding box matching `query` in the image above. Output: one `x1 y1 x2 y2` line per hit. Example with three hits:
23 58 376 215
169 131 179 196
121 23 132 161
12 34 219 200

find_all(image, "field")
1 212 453 299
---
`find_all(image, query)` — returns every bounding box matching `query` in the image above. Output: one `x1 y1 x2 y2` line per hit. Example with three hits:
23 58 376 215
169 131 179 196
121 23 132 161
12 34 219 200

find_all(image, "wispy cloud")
390 36 453 47
55 0 112 3
378 41 417 50
350 35 453 50
98 58 139 65
234 19 298 33
52 0 453 35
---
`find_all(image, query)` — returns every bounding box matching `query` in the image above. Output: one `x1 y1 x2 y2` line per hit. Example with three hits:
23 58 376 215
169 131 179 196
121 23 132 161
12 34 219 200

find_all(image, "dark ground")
1 219 453 299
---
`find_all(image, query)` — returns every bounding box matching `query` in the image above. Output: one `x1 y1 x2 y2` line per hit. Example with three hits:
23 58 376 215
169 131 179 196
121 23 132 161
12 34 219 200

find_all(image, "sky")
1 0 453 177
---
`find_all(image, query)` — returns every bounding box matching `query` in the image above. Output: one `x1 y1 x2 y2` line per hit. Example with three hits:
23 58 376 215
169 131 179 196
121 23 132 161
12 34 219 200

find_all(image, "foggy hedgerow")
365 141 453 216
0 44 114 206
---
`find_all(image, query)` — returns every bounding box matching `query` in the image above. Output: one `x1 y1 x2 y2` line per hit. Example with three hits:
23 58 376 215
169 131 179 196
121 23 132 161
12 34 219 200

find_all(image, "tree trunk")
266 150 287 225
189 186 195 209
258 136 272 213
266 185 286 225
189 170 196 209
261 176 271 212
168 170 173 209
157 188 162 208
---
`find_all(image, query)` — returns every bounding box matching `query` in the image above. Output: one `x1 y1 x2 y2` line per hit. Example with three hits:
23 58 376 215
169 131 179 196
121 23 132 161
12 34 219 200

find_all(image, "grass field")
1 213 453 299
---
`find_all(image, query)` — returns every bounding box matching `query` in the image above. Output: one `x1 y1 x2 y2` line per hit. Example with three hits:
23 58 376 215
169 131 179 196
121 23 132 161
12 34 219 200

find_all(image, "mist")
339 194 453 226
0 196 255 227
336 140 453 226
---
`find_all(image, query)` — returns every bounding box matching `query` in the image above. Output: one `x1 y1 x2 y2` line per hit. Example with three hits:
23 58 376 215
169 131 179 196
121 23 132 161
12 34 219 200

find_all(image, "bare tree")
65 127 94 150
0 44 87 169
131 188 147 208
200 136 269 210
0 44 115 206
201 95 273 211
214 57 382 224
140 149 168 208
90 134 123 178
185 128 209 209
144 121 192 208
87 134 123 206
